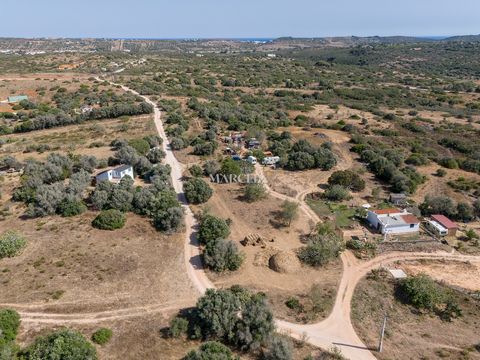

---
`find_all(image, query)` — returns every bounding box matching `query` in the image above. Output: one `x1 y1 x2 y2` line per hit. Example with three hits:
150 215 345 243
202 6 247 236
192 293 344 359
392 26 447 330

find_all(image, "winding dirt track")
4 80 480 360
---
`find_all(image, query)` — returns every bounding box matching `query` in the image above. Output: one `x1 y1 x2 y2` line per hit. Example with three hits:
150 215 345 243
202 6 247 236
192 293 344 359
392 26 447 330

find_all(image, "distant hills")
0 35 479 54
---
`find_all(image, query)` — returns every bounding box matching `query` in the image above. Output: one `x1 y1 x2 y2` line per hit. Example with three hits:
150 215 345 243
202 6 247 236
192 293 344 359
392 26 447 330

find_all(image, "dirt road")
5 79 480 360
114 81 215 296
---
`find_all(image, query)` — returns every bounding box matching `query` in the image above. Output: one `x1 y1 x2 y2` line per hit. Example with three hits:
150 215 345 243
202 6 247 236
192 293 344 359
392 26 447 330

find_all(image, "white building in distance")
367 208 420 235
95 165 134 183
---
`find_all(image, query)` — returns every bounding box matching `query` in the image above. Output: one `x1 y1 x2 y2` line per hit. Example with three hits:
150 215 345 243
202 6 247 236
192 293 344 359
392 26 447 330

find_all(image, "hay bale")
268 251 301 274
241 233 267 248
253 247 279 267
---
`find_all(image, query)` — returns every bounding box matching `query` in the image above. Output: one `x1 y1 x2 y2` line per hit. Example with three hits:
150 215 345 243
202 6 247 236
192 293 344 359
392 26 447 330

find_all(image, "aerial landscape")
0 1 480 359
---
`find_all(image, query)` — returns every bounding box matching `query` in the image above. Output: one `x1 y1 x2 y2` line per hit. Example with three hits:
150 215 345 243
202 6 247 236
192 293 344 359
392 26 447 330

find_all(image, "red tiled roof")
373 208 400 215
401 214 420 224
431 215 457 229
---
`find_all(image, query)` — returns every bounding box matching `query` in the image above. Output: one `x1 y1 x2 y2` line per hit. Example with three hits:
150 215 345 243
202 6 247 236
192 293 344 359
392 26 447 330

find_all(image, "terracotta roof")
373 208 400 215
401 214 420 224
431 215 457 229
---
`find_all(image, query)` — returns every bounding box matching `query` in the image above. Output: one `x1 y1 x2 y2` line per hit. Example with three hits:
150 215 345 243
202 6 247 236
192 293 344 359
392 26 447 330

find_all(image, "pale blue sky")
1 0 479 38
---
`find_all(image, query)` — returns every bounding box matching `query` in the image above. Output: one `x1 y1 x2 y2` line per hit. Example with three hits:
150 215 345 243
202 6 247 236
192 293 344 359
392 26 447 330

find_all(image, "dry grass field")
352 268 480 360
194 182 342 323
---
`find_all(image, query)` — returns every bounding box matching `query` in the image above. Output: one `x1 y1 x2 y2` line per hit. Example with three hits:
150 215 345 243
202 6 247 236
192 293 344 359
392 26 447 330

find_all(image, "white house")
367 208 420 235
96 165 134 183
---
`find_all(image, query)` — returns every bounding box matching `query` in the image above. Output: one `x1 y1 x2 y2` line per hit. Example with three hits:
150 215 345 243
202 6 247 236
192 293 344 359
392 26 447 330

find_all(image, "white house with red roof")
367 208 420 235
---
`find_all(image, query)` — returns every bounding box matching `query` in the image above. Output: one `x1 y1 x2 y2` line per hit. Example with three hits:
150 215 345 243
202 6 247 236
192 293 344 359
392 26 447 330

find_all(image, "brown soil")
0 212 196 311
352 270 480 360
199 181 342 323
401 259 480 291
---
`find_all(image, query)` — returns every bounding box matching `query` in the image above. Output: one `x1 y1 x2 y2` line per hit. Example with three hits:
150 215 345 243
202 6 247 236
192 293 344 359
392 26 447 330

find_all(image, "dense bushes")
204 239 244 272
420 195 476 222
327 170 365 192
169 316 189 338
92 171 184 233
21 329 97 360
0 309 20 344
91 328 113 345
262 336 293 360
355 145 425 194
397 274 462 321
243 183 267 202
92 209 126 230
198 214 231 245
12 154 92 218
184 178 213 204
298 224 344 267
323 185 351 202
0 231 27 259
13 100 152 134
197 214 242 272
183 341 237 360
194 287 275 351
284 140 336 171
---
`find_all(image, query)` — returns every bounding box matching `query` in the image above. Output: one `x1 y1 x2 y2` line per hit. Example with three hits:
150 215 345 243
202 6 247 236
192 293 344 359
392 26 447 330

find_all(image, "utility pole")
378 312 388 353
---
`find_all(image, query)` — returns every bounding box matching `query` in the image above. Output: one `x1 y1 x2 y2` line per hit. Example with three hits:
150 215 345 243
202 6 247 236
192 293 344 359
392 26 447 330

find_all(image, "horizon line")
1 33 479 41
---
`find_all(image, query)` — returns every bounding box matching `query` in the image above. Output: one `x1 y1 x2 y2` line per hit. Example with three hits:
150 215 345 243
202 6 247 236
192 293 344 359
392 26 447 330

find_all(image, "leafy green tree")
278 200 299 226
195 287 274 351
91 328 112 345
169 317 189 338
146 148 166 164
128 138 150 156
196 288 247 342
323 185 351 202
189 165 203 177
184 178 213 204
298 227 344 267
398 274 445 311
92 209 126 230
243 183 267 202
204 239 244 272
170 137 187 150
420 196 457 218
234 293 275 351
203 160 221 177
152 206 184 233
0 231 27 259
262 336 293 360
219 158 242 177
57 198 87 217
328 170 365 192
0 309 20 343
21 329 97 360
456 202 474 222
198 214 230 246
183 341 237 360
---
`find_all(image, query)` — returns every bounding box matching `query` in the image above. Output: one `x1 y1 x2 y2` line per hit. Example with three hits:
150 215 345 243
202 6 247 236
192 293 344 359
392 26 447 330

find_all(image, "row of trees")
420 195 480 222
13 102 153 133
352 137 426 194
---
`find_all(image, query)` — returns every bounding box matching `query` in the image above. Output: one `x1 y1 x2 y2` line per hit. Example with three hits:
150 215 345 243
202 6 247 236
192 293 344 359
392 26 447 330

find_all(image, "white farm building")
367 208 420 235
95 165 134 183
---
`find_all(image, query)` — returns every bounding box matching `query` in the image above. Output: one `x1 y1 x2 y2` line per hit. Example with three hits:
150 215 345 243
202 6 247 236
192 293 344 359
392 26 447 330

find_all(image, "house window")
410 224 415 228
